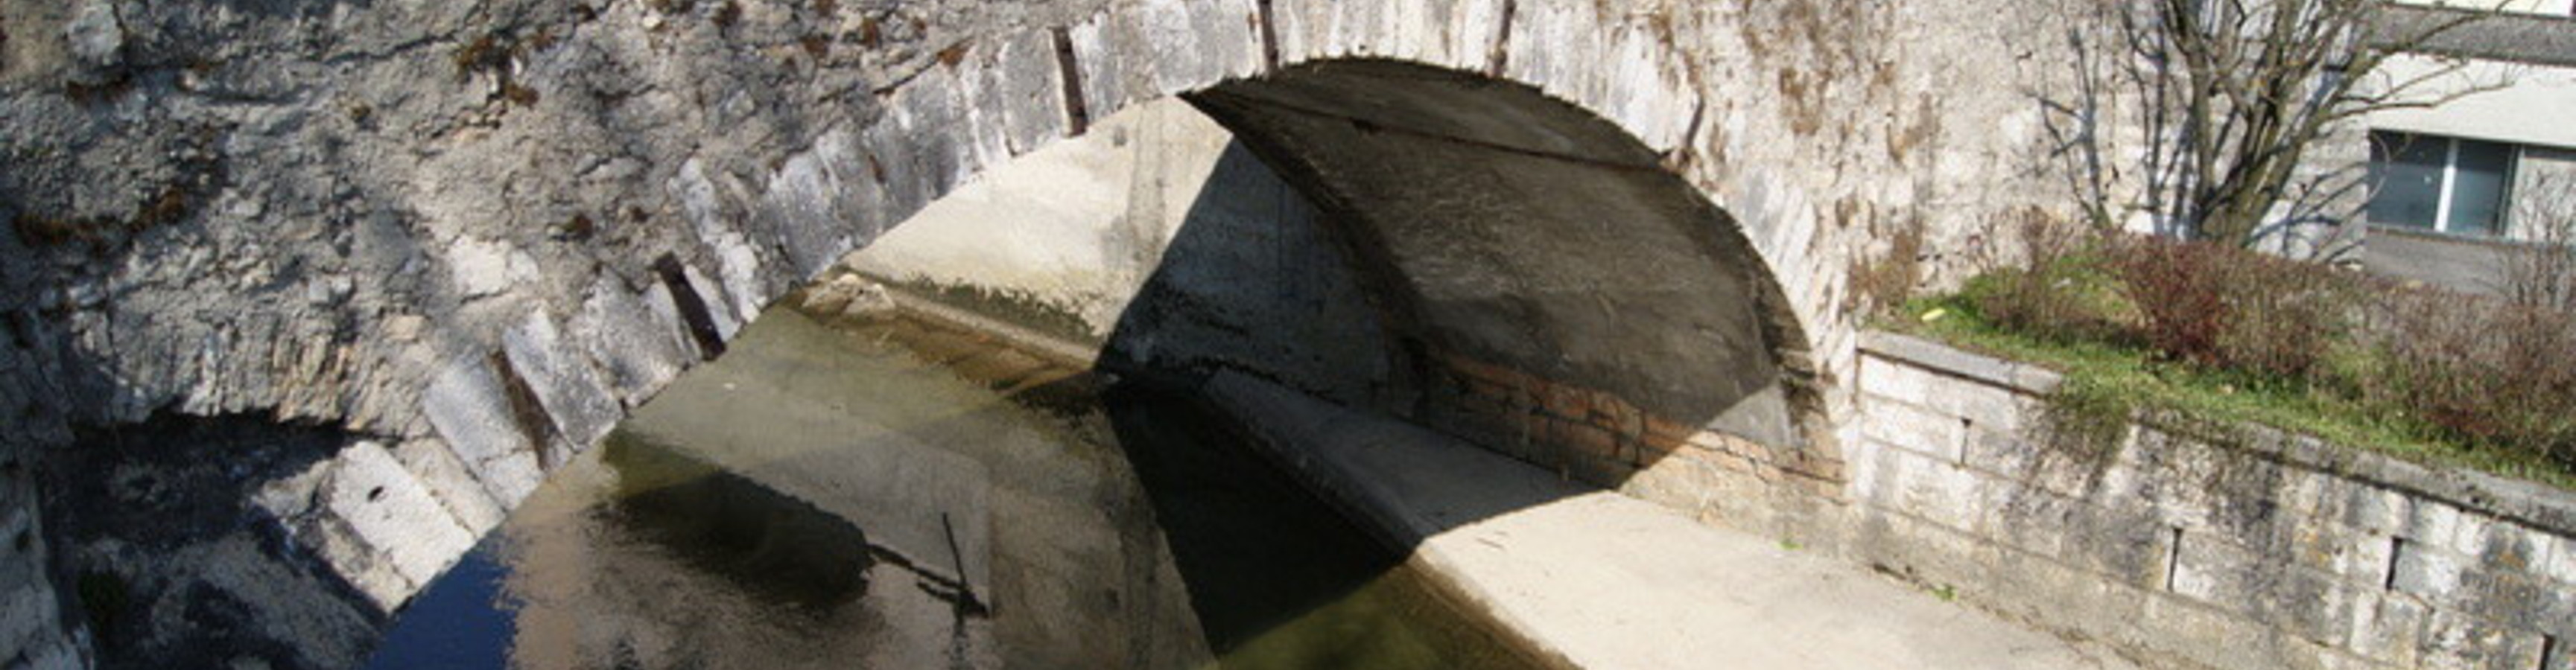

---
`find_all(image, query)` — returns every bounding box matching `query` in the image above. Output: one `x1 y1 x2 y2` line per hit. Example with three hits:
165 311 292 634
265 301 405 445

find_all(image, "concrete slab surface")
1205 371 2141 670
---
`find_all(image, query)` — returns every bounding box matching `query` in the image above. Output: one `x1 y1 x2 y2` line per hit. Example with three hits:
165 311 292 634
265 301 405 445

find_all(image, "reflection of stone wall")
501 441 977 670
487 309 1214 670
37 417 433 670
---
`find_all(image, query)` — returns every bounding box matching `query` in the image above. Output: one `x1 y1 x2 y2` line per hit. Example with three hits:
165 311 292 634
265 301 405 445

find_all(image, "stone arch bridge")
0 0 2071 666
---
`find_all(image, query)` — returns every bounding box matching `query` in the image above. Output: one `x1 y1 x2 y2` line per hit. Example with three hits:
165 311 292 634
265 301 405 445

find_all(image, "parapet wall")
1836 332 2576 670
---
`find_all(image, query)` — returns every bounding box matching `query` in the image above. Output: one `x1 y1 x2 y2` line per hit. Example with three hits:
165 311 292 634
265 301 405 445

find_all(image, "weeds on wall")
1844 212 1926 315
1901 215 2576 487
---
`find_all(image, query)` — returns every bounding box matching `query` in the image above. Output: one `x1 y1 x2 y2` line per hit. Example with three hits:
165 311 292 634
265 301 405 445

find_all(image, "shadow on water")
1101 382 1548 670
601 436 876 614
43 416 387 670
364 307 1543 669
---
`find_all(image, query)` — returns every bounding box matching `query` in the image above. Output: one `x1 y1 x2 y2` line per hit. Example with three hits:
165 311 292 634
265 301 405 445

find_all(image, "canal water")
361 305 1544 669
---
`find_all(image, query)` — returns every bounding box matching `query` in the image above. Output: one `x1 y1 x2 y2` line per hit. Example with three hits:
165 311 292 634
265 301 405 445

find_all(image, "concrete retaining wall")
1836 332 2576 670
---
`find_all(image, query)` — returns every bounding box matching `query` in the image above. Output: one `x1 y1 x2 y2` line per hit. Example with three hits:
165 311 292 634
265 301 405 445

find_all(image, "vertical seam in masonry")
486 350 560 468
2384 536 2407 590
1667 98 1708 169
2163 526 2186 592
652 254 728 360
1254 0 1280 72
1050 27 1090 137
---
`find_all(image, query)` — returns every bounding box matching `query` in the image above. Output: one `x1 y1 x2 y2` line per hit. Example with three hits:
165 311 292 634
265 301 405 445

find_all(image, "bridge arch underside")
1158 60 1813 476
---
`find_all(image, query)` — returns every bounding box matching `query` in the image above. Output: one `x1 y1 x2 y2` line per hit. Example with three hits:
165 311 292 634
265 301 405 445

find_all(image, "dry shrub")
1965 217 2576 473
1970 211 2115 342
2506 171 2576 313
2373 290 2576 465
2110 237 2356 380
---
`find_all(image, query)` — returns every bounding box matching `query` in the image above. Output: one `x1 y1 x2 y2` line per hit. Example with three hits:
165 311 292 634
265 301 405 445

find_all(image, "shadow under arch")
1107 58 1821 487
1075 58 1836 666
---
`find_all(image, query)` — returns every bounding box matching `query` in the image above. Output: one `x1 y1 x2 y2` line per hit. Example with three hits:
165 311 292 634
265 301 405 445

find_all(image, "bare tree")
2037 0 2503 252
2505 170 2576 312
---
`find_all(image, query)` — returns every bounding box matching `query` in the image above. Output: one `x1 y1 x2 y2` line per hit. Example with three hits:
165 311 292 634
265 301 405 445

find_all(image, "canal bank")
812 269 2136 669
1193 371 2140 670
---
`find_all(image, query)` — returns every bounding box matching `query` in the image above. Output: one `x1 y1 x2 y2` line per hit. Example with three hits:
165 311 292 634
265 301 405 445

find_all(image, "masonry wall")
1424 348 1844 502
1836 333 2576 670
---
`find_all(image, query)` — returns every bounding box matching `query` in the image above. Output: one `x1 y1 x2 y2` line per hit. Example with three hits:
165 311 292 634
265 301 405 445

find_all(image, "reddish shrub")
2109 237 2233 366
2106 237 2354 380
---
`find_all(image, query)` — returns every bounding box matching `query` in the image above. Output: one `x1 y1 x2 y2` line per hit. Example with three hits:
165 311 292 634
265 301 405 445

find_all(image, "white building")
2360 1 2576 291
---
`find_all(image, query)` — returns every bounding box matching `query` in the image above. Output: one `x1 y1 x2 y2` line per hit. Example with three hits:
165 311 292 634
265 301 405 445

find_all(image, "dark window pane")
2368 132 2444 230
2446 138 2515 237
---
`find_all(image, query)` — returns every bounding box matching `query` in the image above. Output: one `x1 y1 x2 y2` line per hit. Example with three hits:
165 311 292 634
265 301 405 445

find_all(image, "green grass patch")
1888 293 2576 491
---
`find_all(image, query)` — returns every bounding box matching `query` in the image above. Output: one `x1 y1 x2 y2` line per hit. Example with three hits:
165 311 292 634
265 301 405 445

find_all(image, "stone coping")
2375 4 2576 68
1859 329 2576 537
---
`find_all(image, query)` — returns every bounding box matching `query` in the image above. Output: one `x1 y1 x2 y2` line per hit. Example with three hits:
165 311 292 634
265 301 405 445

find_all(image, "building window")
2369 131 2519 236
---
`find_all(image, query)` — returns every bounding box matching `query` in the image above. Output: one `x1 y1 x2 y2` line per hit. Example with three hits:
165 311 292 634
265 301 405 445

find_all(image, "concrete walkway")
1203 371 2139 670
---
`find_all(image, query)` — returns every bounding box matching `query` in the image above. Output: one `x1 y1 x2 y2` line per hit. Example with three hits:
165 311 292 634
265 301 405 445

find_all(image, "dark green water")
362 307 1543 670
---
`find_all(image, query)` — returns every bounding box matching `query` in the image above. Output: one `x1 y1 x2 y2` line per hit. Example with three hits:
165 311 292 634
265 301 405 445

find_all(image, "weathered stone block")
1923 377 2028 435
318 441 478 590
1552 417 1619 462
2417 607 2548 670
1273 0 1508 71
761 139 864 279
2169 530 2363 648
2446 511 2554 576
1859 354 1943 407
2546 532 2576 587
980 29 1073 157
1853 442 1988 533
1843 504 1998 596
573 279 695 407
501 311 624 448
1541 380 1590 418
390 438 506 537
1071 0 1261 119
1983 484 2172 590
2395 542 2576 639
2133 595 2321 670
2340 590 2429 666
420 358 545 506
1963 424 2112 499
1862 398 1963 462
1860 333 2066 393
1499 0 1695 152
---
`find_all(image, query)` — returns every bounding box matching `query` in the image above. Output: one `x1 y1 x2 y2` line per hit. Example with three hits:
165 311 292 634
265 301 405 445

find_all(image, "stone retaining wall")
1424 348 1845 500
1839 332 2576 670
